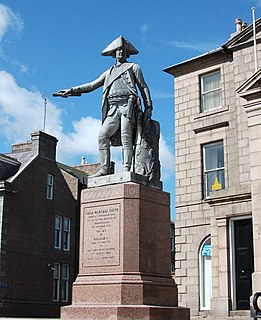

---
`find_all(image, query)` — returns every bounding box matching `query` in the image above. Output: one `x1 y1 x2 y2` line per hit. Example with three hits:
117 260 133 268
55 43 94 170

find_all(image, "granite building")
0 131 93 317
164 18 261 318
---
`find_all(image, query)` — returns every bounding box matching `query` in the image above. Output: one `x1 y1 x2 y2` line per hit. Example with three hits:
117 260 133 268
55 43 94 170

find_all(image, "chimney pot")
235 18 243 32
242 22 247 29
81 156 86 164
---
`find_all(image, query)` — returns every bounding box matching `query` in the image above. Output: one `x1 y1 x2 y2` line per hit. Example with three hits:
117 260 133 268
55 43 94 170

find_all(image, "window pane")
202 71 220 92
46 174 54 200
205 144 224 170
61 264 69 302
55 216 62 229
202 90 221 111
52 263 60 301
203 142 225 197
205 169 225 197
63 218 71 251
200 237 212 310
63 232 70 251
54 216 62 249
63 218 70 231
47 174 53 185
201 70 221 112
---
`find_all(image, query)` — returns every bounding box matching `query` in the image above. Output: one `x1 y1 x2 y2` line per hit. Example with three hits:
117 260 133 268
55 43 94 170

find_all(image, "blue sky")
0 0 260 218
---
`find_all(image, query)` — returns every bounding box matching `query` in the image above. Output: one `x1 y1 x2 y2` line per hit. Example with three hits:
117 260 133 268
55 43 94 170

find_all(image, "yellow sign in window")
212 177 222 191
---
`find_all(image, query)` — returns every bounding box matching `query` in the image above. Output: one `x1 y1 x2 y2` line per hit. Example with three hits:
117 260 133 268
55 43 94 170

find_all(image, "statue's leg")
92 110 120 177
121 115 134 172
91 148 111 177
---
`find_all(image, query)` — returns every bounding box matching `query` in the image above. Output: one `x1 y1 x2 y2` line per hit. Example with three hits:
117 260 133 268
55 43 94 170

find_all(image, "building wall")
0 156 79 317
173 28 261 316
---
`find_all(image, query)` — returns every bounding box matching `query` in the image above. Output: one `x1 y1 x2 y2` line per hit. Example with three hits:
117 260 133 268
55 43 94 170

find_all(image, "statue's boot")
91 149 110 177
122 148 133 172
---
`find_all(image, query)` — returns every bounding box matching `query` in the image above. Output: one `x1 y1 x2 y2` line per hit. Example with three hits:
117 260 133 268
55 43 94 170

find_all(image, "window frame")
202 141 225 198
54 215 62 249
54 215 71 251
61 264 70 302
52 263 60 302
199 236 212 310
46 174 54 200
52 263 70 303
63 217 71 251
200 69 222 113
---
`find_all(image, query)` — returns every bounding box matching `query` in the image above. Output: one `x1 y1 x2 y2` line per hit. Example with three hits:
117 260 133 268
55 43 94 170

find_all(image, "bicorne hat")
101 36 139 58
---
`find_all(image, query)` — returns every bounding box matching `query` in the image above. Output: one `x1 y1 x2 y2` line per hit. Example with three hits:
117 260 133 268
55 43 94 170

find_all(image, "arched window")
199 236 212 310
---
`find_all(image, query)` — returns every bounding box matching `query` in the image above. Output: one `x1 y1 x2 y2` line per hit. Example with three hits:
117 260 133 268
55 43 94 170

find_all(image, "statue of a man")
54 36 153 177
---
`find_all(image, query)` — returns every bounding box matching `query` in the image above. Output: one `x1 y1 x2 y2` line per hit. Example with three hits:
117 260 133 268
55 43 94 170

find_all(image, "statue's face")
115 46 127 62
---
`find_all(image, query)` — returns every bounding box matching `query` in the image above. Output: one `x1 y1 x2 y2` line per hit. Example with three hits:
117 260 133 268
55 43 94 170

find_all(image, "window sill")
203 185 251 206
193 105 230 133
194 105 229 120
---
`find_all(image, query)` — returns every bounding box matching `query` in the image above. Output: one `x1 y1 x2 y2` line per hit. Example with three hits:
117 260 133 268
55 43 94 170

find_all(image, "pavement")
0 312 252 320
0 316 252 320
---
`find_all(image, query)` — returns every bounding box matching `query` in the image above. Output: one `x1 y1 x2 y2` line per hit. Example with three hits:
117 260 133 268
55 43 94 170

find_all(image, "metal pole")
43 98 47 132
252 7 258 72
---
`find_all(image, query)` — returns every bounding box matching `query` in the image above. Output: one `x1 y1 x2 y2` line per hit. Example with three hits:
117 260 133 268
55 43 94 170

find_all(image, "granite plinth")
87 171 163 190
61 305 190 320
61 180 189 320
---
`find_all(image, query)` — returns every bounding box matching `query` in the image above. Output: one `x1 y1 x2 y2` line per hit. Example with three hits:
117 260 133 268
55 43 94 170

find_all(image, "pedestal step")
62 304 190 320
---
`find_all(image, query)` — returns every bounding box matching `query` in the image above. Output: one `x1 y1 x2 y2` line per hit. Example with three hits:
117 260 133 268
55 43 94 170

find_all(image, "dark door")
234 219 254 310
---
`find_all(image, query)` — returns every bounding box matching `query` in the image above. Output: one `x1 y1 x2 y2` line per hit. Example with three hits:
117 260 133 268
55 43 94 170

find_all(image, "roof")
57 162 89 185
0 154 21 180
164 17 261 76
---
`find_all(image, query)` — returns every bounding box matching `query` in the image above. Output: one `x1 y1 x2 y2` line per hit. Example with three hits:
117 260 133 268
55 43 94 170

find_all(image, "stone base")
87 172 163 190
71 273 178 306
62 181 189 319
61 304 190 320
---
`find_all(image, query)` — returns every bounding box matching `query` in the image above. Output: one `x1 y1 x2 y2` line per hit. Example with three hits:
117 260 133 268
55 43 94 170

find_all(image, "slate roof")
0 154 21 180
3 150 37 183
57 162 89 185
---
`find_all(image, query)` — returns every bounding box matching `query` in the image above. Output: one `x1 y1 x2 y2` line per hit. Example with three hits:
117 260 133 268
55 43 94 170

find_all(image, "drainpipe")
252 7 258 72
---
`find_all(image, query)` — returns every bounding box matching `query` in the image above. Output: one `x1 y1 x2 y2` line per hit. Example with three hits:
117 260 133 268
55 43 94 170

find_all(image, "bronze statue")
54 36 160 186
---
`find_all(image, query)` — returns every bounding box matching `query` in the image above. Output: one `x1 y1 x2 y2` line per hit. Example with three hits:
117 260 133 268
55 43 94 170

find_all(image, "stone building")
164 18 261 318
0 131 98 318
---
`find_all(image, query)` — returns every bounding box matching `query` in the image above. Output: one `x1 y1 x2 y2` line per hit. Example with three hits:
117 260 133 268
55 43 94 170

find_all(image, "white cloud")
0 4 23 43
140 22 154 43
58 117 101 163
0 70 62 139
0 4 28 74
13 60 29 74
159 39 220 53
141 23 150 35
152 89 173 99
159 134 175 182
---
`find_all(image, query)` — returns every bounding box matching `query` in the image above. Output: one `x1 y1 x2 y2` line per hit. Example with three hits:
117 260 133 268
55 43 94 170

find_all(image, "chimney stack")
31 131 58 160
235 18 243 32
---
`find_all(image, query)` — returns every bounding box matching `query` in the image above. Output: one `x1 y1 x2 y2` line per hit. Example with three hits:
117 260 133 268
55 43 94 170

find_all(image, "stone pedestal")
61 174 189 319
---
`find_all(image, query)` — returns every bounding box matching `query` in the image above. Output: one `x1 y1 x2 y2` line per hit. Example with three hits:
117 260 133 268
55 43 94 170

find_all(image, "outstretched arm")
53 71 107 98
